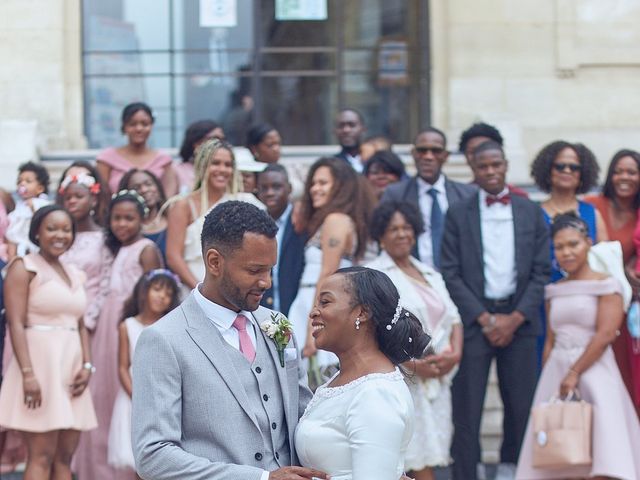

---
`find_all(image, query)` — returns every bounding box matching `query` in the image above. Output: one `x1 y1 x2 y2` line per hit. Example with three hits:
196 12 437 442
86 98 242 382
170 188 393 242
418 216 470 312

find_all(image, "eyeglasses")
552 162 581 173
414 146 446 155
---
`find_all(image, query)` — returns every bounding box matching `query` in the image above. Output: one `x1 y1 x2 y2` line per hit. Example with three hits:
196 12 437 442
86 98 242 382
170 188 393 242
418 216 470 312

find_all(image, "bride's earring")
355 317 361 330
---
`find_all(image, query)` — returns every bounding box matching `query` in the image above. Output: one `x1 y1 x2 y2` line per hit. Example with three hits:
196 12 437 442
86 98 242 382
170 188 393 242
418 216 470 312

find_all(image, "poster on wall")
200 0 237 27
275 0 327 21
377 39 409 87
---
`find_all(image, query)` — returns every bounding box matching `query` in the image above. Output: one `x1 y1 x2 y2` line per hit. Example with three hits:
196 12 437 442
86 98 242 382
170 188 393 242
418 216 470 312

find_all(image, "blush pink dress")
73 237 155 480
516 277 640 480
61 231 113 331
0 254 97 432
96 147 172 194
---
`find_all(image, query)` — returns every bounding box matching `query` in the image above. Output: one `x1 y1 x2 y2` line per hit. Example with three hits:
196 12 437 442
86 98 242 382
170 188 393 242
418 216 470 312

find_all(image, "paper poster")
200 0 237 27
275 0 328 21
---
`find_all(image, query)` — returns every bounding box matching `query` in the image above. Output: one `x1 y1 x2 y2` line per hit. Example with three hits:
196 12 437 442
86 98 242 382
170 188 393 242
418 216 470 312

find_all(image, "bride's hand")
269 465 329 479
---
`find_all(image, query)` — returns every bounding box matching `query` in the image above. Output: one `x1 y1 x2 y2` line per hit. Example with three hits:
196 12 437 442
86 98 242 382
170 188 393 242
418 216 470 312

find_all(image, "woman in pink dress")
96 102 178 197
59 170 112 333
73 190 162 480
516 213 640 480
0 205 98 479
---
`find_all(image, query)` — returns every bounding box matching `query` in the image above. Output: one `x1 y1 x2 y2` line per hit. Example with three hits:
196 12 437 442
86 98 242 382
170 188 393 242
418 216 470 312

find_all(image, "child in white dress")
107 269 180 472
5 162 51 259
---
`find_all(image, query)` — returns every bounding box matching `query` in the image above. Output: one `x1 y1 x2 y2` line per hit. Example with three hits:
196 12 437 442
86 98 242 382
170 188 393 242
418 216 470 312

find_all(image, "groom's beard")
219 275 264 312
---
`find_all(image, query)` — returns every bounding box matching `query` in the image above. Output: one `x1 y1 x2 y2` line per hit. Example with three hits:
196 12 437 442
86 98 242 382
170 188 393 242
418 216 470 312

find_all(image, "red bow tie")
486 194 511 206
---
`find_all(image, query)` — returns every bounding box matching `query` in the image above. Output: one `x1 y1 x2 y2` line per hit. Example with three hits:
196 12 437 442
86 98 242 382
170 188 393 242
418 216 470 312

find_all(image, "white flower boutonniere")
260 312 293 367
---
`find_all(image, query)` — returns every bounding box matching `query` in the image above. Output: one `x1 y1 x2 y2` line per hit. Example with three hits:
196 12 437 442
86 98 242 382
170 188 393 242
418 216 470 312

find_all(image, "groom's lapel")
252 308 293 427
182 294 260 430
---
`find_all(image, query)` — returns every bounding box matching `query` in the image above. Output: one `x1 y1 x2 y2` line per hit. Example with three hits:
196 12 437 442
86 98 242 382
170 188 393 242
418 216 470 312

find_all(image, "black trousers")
450 328 537 480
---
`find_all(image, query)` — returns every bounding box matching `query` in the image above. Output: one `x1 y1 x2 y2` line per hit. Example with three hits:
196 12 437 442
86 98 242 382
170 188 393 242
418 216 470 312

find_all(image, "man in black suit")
257 164 306 316
334 108 367 173
381 127 476 269
441 141 550 480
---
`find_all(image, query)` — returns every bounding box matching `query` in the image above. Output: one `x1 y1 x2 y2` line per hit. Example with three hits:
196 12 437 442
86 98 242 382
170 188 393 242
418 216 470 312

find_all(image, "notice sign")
275 0 328 21
200 0 237 27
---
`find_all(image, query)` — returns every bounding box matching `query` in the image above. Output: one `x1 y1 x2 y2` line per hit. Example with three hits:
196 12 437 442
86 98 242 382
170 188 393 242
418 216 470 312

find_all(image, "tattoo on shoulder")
328 237 340 248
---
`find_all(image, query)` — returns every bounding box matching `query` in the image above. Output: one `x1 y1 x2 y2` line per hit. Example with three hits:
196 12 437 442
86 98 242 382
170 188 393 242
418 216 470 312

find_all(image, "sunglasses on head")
414 146 446 155
553 162 581 173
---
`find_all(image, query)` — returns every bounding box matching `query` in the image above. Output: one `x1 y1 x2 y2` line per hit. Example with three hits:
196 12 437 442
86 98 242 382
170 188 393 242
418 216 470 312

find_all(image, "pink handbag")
531 392 592 469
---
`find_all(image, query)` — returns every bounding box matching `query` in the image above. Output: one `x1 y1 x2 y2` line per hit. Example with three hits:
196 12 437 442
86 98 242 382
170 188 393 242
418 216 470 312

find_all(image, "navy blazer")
440 192 550 339
261 214 306 316
380 175 477 260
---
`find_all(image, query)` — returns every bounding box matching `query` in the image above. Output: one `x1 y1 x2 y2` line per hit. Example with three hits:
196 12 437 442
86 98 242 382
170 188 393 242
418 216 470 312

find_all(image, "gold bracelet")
568 368 580 376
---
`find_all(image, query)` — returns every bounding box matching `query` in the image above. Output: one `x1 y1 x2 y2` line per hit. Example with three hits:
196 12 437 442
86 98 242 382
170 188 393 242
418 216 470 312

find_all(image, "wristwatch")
82 362 96 374
488 315 497 327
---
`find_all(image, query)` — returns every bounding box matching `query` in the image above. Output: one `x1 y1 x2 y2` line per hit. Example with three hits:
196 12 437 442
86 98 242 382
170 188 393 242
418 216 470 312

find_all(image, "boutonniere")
260 312 292 367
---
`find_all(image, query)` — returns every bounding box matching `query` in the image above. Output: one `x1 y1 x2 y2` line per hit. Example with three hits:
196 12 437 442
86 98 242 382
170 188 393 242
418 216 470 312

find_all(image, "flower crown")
145 268 181 287
111 189 149 217
58 173 101 195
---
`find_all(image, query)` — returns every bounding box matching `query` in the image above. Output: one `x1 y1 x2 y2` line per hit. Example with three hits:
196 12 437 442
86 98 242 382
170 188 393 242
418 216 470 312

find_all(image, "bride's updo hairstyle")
336 266 431 364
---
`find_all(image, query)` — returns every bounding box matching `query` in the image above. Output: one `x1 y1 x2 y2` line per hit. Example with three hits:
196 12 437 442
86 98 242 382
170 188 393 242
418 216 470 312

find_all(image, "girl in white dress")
295 266 431 480
107 269 180 472
288 157 375 380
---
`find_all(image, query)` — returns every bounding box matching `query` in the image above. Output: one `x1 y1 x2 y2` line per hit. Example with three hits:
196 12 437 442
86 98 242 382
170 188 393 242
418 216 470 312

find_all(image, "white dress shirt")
479 188 517 299
417 175 449 268
272 204 293 313
345 153 364 173
193 285 258 351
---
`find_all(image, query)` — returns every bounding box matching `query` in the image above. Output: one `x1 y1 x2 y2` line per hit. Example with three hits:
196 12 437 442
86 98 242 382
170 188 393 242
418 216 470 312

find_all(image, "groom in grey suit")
131 201 328 480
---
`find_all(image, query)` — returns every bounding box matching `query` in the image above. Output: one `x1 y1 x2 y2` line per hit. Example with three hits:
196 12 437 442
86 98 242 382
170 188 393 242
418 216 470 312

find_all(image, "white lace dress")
295 369 414 480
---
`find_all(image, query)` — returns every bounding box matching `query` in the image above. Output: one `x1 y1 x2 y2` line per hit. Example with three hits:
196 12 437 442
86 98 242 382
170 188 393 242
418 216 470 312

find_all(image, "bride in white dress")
295 266 431 479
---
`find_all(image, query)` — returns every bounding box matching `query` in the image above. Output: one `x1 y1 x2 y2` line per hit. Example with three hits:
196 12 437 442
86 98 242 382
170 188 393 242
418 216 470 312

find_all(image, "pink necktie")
233 314 256 363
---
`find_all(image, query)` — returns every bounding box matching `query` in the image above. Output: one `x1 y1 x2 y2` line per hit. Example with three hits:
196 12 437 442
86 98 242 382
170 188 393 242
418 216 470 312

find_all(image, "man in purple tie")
440 140 550 480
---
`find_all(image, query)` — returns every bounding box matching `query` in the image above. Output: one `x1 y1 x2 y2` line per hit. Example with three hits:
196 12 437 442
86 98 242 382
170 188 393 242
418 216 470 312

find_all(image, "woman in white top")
366 201 463 480
295 266 431 480
288 157 375 377
166 139 264 289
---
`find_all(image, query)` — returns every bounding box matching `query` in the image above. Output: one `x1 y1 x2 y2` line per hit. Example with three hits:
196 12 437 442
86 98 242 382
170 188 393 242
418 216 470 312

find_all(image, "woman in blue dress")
530 140 608 367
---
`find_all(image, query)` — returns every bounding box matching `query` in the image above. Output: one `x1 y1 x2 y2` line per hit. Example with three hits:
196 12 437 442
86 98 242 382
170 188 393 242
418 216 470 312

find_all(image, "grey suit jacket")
440 192 550 340
132 293 312 480
381 175 477 259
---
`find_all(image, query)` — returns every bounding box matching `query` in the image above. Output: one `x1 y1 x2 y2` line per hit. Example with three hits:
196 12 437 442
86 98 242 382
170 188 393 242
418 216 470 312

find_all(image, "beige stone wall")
0 0 84 154
431 0 640 184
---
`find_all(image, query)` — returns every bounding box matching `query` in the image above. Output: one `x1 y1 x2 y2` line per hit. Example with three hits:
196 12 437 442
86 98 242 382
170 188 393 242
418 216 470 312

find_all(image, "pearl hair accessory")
386 300 408 330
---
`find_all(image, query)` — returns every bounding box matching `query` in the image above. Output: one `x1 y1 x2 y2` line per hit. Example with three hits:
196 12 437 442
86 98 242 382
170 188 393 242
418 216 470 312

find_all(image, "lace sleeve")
345 379 413 480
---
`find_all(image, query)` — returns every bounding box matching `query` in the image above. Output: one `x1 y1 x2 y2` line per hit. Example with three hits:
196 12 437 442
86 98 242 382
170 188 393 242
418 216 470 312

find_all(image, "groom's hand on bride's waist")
269 466 330 479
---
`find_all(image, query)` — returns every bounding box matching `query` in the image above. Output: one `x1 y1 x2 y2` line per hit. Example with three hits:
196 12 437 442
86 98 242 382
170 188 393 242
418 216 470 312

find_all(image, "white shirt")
193 285 270 480
479 188 517 299
272 204 293 312
345 153 364 173
193 285 258 351
417 175 449 269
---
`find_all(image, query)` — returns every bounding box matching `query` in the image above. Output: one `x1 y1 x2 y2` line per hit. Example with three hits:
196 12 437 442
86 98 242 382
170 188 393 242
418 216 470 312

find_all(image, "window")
82 0 429 148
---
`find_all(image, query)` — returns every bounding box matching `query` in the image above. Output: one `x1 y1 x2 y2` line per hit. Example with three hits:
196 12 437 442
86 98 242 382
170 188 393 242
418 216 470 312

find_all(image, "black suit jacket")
261 213 306 316
440 192 550 339
381 175 477 260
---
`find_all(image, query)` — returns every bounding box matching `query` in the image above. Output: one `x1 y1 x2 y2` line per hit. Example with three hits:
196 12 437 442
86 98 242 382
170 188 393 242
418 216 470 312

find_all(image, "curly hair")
369 201 424 244
179 120 221 163
105 191 147 255
602 149 640 209
18 161 50 195
201 200 278 255
458 122 503 153
298 157 376 259
55 160 109 225
337 266 431 364
530 141 600 194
